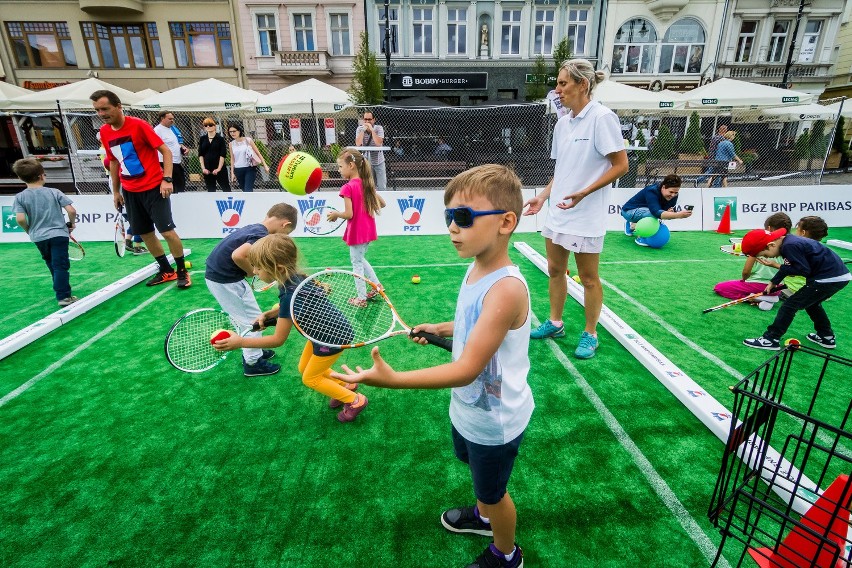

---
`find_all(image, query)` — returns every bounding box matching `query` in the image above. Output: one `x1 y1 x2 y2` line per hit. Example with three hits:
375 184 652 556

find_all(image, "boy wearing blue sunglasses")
333 165 532 568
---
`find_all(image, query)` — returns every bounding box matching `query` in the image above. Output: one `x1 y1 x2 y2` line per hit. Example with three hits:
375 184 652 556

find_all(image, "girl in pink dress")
328 148 386 307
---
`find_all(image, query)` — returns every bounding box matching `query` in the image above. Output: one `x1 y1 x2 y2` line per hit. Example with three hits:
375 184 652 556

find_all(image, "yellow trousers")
297 343 356 404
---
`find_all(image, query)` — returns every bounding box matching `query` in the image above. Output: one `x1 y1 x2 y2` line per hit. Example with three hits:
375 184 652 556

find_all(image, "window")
329 13 350 55
798 20 821 63
735 20 757 63
611 18 656 74
81 23 162 69
768 21 789 63
293 14 315 51
170 22 232 67
255 14 278 56
501 9 522 55
378 6 399 55
412 8 433 55
659 18 705 73
447 8 467 55
5 22 76 68
567 9 589 55
533 9 555 55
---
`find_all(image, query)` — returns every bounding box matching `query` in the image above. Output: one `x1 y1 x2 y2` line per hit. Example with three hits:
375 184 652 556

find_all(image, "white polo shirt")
154 123 182 164
546 100 624 238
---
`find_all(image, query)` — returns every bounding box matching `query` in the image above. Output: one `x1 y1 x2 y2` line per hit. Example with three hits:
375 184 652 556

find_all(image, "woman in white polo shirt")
524 59 628 359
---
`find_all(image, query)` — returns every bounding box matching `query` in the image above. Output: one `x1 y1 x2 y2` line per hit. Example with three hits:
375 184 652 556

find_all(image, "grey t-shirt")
12 186 73 242
355 124 386 165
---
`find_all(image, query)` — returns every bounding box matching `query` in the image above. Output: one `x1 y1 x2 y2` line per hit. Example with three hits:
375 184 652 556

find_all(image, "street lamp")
384 0 392 102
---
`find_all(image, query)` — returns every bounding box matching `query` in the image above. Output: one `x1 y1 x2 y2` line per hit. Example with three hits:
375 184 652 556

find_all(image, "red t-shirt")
99 116 164 192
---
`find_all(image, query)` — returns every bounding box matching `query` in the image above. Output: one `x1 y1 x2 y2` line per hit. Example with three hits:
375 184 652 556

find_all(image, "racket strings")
293 273 393 346
166 310 232 371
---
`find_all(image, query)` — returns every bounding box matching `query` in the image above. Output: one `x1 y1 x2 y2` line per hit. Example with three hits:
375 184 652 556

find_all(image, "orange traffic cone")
747 474 851 568
716 204 732 234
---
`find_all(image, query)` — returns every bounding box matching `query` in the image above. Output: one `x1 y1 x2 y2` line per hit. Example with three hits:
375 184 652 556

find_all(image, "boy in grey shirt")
12 158 79 307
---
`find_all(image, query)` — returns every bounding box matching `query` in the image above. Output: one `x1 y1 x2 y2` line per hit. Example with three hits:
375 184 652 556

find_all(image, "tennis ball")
784 338 800 348
635 217 661 238
278 151 322 195
412 275 421 284
210 329 232 345
184 260 192 269
733 243 742 252
572 275 582 284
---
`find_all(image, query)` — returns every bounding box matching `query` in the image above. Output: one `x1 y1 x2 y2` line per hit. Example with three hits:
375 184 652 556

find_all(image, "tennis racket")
249 276 276 292
114 206 127 258
302 205 345 235
702 285 785 314
164 308 278 373
290 269 453 352
720 244 745 256
65 222 85 261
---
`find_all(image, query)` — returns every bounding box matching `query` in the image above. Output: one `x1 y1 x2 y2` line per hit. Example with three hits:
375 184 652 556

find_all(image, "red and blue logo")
397 196 425 232
216 197 245 229
297 196 327 233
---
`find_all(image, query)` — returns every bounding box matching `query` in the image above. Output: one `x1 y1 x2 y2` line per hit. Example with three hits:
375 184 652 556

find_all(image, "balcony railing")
273 50 332 75
718 62 831 82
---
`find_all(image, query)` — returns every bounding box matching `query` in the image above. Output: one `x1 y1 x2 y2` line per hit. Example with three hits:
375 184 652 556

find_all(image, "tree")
650 124 676 160
681 112 705 155
349 32 384 105
833 116 849 169
526 56 550 101
550 38 572 87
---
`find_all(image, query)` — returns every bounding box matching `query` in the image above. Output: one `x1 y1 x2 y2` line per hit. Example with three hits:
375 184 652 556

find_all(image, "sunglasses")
203 124 216 127
444 207 506 228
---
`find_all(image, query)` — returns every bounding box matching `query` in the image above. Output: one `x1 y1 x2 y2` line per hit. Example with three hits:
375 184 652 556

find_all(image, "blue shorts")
452 426 525 505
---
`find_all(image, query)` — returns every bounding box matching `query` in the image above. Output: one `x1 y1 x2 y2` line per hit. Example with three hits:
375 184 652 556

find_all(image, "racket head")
114 219 127 258
68 236 85 261
250 276 276 292
290 269 393 349
302 206 345 235
720 244 745 257
729 237 743 245
164 308 241 373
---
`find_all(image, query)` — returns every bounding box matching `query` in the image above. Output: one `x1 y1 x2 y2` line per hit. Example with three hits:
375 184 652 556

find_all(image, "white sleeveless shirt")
449 264 534 445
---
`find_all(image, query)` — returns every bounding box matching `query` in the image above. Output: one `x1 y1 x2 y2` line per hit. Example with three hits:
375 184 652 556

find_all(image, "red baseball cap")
741 228 787 256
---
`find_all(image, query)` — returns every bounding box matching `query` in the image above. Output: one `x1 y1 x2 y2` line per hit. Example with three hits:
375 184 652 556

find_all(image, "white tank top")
230 138 253 168
449 264 534 445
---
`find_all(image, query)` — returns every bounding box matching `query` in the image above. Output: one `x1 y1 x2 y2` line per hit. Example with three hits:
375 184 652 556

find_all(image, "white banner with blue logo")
1 185 850 242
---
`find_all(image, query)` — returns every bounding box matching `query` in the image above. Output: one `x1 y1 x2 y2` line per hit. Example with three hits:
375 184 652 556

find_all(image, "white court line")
0 273 108 325
531 312 730 568
0 284 174 408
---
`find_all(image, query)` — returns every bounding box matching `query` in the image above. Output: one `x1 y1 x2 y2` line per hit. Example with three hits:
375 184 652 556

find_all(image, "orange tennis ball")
411 275 421 284
784 338 800 348
210 329 232 344
278 151 322 195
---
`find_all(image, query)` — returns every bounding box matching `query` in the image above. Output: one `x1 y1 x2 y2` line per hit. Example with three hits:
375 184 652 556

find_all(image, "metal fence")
41 98 849 195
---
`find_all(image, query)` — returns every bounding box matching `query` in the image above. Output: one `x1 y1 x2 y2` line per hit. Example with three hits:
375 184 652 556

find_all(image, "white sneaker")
758 301 774 311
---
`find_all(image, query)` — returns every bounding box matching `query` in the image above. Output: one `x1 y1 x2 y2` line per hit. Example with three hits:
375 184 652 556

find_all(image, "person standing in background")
198 118 230 192
355 112 387 192
154 111 187 193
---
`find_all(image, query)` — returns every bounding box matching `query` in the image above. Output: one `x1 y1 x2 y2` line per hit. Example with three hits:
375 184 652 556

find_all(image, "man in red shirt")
91 90 190 288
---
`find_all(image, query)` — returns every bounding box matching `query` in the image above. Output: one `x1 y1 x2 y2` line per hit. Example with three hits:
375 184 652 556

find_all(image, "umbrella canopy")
132 78 260 112
760 103 839 122
134 88 160 99
255 78 352 114
681 78 814 109
0 82 32 109
7 78 143 110
822 100 852 119
592 80 685 111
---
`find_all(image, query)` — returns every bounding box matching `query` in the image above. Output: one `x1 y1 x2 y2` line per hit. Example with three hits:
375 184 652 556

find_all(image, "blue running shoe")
530 320 565 339
624 220 634 236
574 331 599 359
635 237 650 247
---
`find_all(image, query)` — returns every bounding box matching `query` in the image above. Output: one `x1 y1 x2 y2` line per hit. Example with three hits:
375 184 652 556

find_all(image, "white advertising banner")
1 185 849 243
324 118 336 145
289 118 302 145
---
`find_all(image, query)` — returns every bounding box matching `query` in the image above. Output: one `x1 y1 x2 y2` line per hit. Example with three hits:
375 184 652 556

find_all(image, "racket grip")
252 317 278 331
411 330 453 352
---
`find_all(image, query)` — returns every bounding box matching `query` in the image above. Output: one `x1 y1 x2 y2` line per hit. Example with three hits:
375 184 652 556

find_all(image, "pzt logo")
687 390 706 398
397 196 425 232
298 197 327 233
711 412 732 422
216 197 245 233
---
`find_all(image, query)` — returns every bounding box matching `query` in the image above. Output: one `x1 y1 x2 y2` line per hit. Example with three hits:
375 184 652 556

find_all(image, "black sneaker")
176 270 191 289
465 544 524 568
243 357 281 377
58 296 79 307
806 333 836 349
146 271 177 286
743 336 780 350
261 349 276 360
441 506 493 536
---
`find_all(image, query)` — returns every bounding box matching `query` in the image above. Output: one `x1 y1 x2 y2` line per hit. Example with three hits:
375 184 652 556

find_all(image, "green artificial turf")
1 229 850 567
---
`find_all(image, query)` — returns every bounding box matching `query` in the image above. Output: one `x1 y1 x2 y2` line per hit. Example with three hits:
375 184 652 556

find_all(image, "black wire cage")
708 342 851 568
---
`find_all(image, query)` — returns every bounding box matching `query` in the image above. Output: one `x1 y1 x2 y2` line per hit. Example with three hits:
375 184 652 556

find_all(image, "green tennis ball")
634 217 661 238
278 151 322 195
184 260 192 269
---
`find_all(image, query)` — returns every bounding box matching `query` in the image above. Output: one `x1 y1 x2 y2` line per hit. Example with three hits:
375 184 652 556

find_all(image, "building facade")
0 0 242 92
823 0 852 99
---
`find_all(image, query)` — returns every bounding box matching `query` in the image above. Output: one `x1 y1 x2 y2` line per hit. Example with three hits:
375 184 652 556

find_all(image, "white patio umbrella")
255 78 353 114
7 77 143 110
822 100 852 119
0 82 32 109
134 88 160 99
132 78 260 112
592 80 685 111
760 103 839 122
681 78 814 109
